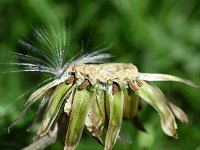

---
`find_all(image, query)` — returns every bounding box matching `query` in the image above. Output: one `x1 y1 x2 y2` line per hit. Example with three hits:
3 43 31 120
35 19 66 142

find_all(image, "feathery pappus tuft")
8 25 200 150
7 25 112 78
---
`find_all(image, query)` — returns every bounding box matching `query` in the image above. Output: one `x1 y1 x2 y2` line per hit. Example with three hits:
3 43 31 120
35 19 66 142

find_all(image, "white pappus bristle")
7 25 113 79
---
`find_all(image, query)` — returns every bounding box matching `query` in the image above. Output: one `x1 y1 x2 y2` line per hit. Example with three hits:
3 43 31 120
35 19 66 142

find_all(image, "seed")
136 79 143 87
78 80 90 90
128 81 139 91
65 75 75 84
112 83 118 95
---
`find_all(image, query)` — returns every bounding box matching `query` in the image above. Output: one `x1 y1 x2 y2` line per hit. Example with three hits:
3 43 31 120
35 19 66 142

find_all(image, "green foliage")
0 0 200 149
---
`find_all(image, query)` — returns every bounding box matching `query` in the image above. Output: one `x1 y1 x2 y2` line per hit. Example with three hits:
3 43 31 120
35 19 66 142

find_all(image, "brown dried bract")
78 80 90 90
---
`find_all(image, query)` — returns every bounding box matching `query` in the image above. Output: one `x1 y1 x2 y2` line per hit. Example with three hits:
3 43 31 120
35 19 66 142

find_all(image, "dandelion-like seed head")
9 25 200 150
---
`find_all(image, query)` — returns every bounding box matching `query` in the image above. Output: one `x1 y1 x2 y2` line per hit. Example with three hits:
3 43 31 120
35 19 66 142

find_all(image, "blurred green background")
1 0 200 150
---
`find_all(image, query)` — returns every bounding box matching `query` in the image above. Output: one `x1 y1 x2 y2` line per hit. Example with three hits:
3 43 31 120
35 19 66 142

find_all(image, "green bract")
11 63 199 150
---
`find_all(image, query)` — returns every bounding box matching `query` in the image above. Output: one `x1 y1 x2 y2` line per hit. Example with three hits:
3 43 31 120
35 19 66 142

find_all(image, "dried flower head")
9 26 200 150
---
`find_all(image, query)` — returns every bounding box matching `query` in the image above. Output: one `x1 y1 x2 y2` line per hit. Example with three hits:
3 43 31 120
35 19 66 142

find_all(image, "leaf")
137 73 200 88
135 81 178 138
9 79 63 131
36 90 52 115
85 88 105 144
146 83 189 124
36 83 75 137
123 89 139 119
104 85 124 150
96 88 106 125
65 88 94 150
64 90 75 116
169 102 189 124
25 79 64 108
27 92 52 132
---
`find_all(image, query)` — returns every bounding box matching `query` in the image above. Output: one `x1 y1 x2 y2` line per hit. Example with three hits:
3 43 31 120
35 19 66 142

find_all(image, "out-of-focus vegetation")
0 0 200 150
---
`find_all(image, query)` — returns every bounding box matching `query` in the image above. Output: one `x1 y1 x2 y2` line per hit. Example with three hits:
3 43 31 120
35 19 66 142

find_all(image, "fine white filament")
6 25 112 79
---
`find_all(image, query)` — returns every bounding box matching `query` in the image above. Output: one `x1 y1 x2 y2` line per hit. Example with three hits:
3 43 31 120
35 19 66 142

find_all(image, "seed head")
8 26 200 150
